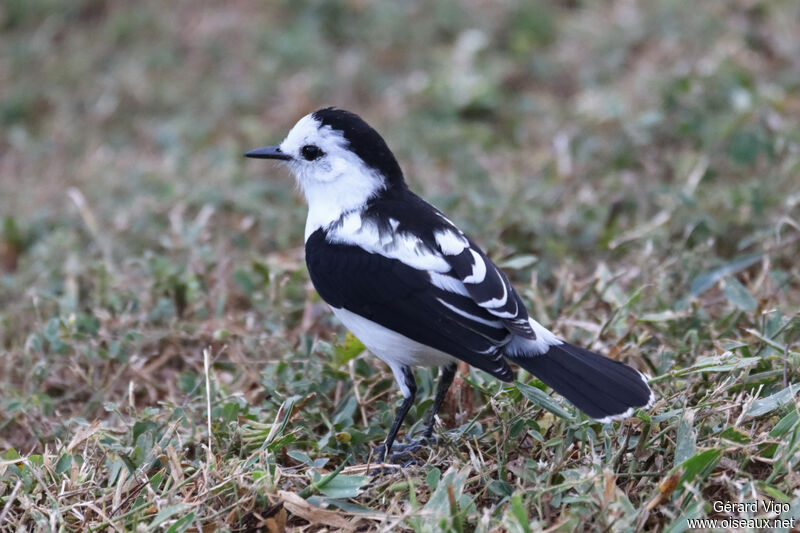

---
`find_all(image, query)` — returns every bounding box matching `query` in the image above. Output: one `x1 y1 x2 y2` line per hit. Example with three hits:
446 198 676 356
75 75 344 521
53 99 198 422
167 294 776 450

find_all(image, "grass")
1 0 799 531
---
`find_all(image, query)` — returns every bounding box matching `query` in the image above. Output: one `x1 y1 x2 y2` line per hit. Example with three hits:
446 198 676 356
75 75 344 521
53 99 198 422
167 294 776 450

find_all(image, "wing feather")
443 239 535 338
306 229 514 380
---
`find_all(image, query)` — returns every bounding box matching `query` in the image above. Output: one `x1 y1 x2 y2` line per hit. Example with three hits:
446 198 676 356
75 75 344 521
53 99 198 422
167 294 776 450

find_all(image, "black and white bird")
246 108 654 463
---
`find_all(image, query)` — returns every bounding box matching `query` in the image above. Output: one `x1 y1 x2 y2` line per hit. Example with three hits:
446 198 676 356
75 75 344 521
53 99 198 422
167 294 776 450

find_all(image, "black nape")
312 107 406 188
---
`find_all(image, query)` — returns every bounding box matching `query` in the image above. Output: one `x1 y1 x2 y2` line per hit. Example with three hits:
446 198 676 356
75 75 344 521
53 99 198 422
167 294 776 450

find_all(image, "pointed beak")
244 145 292 160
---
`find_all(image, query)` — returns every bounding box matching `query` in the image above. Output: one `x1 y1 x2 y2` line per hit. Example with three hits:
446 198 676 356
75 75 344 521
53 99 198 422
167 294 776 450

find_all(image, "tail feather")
509 342 654 421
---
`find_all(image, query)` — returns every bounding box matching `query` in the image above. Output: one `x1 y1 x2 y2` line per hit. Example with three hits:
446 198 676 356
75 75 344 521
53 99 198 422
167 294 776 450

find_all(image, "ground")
1 0 799 531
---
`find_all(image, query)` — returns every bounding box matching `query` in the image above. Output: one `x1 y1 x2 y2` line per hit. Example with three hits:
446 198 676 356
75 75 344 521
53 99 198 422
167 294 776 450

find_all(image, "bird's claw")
371 434 437 471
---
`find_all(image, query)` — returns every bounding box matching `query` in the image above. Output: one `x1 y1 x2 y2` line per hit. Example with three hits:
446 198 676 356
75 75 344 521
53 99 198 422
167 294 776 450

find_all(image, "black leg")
374 363 458 467
375 365 416 463
422 363 457 440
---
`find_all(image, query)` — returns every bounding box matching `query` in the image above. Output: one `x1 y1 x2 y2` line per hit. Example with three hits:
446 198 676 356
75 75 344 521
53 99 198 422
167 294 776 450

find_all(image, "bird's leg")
383 363 458 459
422 363 457 441
374 365 416 464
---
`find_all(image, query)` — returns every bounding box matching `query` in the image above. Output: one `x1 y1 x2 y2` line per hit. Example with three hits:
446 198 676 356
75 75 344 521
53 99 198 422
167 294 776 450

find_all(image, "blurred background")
1 0 799 530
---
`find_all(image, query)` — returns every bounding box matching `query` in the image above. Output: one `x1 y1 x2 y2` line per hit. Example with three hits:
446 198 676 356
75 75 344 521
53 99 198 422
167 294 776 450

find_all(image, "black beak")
244 145 292 160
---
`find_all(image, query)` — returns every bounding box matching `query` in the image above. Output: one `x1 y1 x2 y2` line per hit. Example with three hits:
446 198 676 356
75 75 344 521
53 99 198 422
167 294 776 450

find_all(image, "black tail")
508 343 653 421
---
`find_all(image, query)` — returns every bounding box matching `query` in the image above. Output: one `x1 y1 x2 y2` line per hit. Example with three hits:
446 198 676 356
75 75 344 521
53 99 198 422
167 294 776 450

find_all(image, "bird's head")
246 108 405 217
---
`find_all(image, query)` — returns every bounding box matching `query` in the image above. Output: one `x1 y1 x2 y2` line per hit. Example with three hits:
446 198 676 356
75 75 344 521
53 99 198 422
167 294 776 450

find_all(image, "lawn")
1 0 799 531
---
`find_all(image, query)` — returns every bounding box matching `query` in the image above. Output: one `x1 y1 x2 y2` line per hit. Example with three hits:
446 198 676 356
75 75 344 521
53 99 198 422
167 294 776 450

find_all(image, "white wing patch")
434 229 468 255
328 212 451 272
462 249 487 284
429 272 470 296
478 269 509 308
436 298 506 329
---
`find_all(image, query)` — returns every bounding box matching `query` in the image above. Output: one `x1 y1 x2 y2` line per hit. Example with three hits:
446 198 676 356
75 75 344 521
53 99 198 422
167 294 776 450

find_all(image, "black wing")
443 239 538 338
364 191 536 339
305 228 515 381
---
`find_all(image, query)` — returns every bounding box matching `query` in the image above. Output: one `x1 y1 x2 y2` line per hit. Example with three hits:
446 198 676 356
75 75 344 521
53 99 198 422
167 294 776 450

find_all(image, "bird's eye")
301 145 324 161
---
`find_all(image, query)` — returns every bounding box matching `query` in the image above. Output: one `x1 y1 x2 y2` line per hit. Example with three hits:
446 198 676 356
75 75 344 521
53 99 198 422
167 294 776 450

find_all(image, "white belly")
331 307 457 370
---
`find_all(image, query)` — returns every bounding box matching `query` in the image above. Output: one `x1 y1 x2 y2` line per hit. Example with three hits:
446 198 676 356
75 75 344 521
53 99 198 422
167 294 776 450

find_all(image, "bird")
245 107 654 463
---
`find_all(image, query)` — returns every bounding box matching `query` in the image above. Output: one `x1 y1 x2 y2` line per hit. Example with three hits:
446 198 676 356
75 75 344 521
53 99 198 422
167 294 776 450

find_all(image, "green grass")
1 0 799 531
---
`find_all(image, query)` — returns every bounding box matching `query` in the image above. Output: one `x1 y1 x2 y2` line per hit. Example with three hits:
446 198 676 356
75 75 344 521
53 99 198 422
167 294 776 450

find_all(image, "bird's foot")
371 434 437 468
369 444 400 476
388 434 437 455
